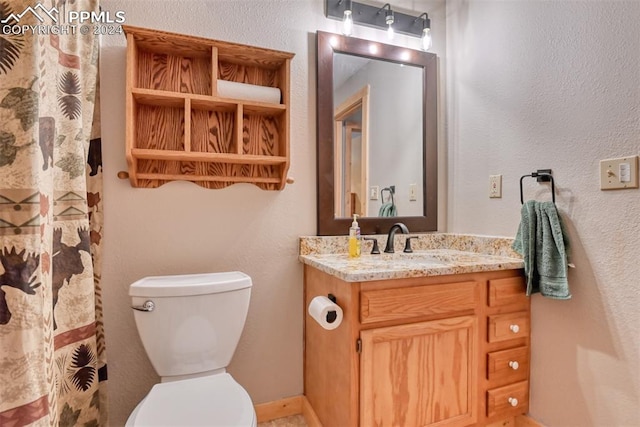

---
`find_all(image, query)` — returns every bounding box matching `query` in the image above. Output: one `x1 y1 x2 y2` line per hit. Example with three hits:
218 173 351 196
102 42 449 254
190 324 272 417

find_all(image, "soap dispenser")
348 214 361 258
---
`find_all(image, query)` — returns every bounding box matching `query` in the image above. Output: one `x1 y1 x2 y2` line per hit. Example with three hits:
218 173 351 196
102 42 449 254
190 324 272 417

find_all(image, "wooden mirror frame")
316 31 438 235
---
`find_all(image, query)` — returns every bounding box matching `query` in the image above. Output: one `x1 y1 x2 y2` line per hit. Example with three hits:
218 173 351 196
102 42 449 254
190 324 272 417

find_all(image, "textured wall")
447 1 640 425
99 0 445 424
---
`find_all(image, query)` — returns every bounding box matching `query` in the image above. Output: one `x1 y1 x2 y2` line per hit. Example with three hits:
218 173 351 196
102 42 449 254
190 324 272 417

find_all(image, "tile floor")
257 414 307 427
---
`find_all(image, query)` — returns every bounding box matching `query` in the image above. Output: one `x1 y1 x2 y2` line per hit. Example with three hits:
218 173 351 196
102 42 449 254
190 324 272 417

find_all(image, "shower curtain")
0 0 107 425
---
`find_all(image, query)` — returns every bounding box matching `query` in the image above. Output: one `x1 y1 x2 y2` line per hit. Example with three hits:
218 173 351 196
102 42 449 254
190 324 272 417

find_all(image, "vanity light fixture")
326 0 431 42
379 3 395 40
416 13 432 51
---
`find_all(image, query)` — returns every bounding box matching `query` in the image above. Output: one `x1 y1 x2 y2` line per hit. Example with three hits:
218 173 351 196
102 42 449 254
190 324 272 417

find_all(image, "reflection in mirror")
333 53 423 218
334 84 369 218
317 31 438 235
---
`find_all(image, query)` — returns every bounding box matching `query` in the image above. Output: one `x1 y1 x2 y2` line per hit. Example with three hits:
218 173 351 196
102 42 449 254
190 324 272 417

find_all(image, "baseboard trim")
256 397 543 427
254 396 302 423
301 396 322 427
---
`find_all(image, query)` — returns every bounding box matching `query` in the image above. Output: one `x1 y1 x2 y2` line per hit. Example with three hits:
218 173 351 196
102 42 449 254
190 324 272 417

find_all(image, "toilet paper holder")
326 294 337 323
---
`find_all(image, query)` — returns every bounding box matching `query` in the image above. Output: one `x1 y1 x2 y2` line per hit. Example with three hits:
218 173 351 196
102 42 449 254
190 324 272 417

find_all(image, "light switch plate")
370 185 379 200
409 183 417 201
600 156 639 190
489 175 502 198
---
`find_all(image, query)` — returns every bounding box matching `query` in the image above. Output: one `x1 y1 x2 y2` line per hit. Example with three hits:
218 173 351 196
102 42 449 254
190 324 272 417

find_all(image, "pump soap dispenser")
348 214 361 258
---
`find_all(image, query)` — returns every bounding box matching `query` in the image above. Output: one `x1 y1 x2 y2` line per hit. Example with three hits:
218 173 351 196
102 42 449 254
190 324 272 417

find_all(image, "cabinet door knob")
509 360 520 370
509 324 520 333
508 397 519 407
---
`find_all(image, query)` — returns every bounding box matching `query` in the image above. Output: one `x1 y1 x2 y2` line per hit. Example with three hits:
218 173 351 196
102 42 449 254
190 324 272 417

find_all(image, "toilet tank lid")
129 272 252 297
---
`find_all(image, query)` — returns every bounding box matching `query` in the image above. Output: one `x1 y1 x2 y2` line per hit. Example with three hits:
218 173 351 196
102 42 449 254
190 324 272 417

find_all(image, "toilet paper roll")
308 296 343 330
217 80 282 104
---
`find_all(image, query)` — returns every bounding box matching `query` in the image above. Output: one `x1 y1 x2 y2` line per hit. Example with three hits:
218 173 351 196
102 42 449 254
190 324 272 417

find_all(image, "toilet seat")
126 373 256 426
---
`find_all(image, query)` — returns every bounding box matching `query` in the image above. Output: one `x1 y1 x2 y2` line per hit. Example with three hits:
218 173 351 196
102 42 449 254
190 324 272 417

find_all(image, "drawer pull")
508 397 519 407
510 324 520 333
509 360 520 370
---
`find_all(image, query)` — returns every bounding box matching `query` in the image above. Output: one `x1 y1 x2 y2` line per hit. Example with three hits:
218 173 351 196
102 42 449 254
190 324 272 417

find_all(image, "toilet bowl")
125 374 256 426
126 272 256 426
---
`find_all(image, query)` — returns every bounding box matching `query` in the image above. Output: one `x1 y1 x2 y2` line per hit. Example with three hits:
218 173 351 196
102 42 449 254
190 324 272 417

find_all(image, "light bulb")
421 27 432 51
342 10 353 36
385 10 394 40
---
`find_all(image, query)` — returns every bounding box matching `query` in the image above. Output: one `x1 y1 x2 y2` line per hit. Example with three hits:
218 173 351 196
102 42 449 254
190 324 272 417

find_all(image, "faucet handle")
403 236 419 253
363 237 380 254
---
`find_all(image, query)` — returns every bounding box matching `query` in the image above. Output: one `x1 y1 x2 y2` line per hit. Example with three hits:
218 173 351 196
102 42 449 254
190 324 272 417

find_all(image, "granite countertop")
299 234 524 282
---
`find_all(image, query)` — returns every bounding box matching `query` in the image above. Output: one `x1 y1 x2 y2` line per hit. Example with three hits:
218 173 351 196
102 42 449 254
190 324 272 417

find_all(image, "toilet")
126 271 256 427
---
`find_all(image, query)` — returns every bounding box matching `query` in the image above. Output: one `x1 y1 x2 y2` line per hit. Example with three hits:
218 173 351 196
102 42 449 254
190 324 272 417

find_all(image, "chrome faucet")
384 222 409 253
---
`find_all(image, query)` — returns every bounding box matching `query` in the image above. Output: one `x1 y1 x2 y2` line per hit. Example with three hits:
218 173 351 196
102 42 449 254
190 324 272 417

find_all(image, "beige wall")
447 1 640 426
99 0 446 424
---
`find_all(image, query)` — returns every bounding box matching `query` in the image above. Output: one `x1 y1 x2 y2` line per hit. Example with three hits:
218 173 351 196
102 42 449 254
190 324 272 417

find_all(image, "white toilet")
126 271 256 427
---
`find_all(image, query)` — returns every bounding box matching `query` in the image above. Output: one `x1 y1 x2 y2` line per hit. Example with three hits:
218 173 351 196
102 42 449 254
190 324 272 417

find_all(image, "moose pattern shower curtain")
0 0 107 425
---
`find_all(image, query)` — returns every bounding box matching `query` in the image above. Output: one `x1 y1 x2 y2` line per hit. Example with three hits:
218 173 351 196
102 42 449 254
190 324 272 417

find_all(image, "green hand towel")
512 200 571 299
378 202 397 217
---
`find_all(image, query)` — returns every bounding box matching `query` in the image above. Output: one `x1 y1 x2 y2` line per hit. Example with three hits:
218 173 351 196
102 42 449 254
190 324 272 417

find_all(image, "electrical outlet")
370 185 379 200
409 183 417 201
489 175 502 198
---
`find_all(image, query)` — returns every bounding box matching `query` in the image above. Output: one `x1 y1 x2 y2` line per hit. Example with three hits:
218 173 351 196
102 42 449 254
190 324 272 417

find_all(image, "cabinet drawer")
487 346 529 384
487 312 529 343
486 380 529 418
488 276 528 307
360 281 479 324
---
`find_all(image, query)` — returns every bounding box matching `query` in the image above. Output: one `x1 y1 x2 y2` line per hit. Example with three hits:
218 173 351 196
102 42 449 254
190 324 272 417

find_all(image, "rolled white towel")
217 80 281 104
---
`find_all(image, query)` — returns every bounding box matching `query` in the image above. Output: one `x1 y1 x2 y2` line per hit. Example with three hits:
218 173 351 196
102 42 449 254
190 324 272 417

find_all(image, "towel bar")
519 169 556 204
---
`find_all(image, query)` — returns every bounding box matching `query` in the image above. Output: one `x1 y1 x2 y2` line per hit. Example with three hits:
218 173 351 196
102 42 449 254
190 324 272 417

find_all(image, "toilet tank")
129 272 252 379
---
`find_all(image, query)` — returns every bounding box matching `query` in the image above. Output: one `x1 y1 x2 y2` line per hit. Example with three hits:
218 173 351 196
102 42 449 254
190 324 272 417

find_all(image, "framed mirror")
316 31 438 235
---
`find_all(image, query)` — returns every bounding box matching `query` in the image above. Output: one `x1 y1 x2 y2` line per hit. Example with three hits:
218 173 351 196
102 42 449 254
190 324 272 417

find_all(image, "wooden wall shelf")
123 25 295 190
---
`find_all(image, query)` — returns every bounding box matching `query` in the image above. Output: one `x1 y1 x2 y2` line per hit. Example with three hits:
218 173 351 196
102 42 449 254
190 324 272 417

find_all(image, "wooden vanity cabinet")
303 267 530 427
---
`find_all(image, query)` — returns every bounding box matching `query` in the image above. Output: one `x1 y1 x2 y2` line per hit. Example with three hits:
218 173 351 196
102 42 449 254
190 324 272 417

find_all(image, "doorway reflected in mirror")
334 84 369 218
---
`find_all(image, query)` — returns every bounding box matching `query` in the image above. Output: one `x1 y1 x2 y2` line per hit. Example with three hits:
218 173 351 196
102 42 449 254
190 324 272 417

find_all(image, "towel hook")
519 169 556 204
380 186 395 205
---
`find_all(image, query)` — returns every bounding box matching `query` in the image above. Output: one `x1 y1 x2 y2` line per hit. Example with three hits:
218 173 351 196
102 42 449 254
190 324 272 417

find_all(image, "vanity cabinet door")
360 316 478 427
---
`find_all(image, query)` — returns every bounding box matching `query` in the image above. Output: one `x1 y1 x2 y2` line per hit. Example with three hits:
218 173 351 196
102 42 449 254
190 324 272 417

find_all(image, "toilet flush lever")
132 300 155 312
